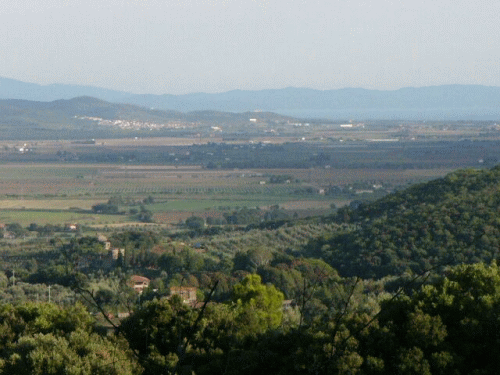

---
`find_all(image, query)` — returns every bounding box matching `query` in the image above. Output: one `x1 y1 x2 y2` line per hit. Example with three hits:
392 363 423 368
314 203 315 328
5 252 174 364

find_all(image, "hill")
306 165 500 278
0 76 130 102
0 96 294 140
2 77 500 119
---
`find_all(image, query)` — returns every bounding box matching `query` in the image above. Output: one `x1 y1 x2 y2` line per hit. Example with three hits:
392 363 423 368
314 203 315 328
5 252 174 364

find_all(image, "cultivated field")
0 160 456 227
3 128 491 227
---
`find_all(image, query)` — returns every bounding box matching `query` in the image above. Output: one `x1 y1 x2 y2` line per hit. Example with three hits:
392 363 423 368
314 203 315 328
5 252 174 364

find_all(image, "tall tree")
231 274 284 336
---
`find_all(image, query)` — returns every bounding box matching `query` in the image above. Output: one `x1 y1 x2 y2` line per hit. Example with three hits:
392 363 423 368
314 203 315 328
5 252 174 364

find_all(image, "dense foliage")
2 165 500 372
0 302 138 374
1 263 498 374
307 166 500 278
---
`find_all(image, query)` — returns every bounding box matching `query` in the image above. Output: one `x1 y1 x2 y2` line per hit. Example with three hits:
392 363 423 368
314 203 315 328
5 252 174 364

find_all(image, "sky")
0 0 499 95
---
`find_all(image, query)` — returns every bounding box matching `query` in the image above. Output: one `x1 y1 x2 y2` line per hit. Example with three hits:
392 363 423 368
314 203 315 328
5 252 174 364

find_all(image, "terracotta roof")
130 275 150 283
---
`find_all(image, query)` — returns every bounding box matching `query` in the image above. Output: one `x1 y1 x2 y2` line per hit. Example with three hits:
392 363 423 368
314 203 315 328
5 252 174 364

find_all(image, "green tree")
185 216 205 230
0 302 138 374
231 274 284 336
367 262 500 374
2 330 137 375
143 195 155 204
120 296 198 374
5 223 27 238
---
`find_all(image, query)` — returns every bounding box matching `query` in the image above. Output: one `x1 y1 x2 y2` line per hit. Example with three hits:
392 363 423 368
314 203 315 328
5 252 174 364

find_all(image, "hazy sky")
1 0 499 95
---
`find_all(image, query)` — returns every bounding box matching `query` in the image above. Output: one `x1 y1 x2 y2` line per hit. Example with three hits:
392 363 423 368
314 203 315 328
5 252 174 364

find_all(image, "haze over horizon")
1 0 498 96
4 75 500 97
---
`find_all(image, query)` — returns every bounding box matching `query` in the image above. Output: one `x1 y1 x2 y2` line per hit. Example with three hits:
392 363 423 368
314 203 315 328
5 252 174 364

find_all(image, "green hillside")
307 165 500 278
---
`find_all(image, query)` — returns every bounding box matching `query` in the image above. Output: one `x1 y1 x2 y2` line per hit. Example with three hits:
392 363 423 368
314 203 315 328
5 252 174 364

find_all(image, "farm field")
0 199 102 210
0 163 454 197
0 210 131 226
1 135 485 227
0 160 457 227
0 163 455 193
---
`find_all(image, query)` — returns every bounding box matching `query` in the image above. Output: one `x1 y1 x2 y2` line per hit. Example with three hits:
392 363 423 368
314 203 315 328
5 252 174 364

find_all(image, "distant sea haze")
274 108 500 121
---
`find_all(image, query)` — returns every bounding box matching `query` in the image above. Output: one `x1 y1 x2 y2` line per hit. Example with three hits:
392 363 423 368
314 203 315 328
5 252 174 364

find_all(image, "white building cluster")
76 116 198 130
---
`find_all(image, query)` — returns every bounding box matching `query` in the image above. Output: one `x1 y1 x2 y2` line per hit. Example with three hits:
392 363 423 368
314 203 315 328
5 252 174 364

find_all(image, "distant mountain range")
1 76 500 120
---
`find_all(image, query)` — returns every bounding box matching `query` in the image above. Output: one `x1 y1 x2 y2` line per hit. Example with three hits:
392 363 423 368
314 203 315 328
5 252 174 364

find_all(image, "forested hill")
309 165 500 278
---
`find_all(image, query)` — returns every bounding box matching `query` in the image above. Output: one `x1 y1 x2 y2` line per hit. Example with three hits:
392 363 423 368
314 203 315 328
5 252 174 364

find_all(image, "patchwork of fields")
0 161 455 226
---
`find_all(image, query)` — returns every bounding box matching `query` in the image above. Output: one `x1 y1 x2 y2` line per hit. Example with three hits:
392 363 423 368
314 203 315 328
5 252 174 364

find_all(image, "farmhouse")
110 248 125 260
130 275 150 294
3 232 15 240
65 223 78 231
97 234 108 242
170 286 197 305
96 234 111 250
